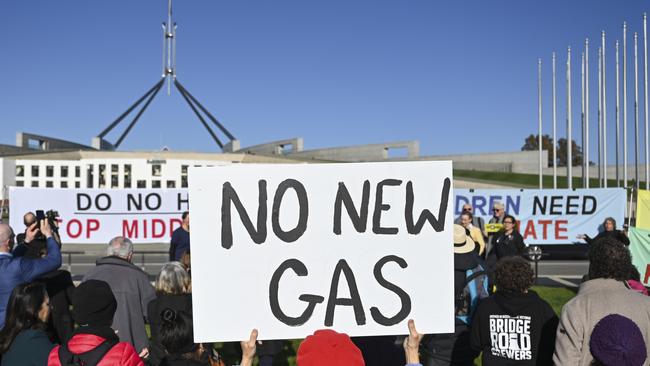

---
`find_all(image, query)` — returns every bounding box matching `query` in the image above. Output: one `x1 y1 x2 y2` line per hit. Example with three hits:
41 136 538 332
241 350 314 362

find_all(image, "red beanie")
297 329 365 366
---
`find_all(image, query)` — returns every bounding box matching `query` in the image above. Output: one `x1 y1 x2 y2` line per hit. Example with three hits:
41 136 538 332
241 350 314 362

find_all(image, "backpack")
455 264 489 325
58 338 118 366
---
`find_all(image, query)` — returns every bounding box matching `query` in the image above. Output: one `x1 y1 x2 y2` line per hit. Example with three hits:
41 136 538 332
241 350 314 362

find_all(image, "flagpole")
616 40 621 187
635 32 640 190
643 13 650 189
602 32 608 188
623 22 628 188
538 58 543 189
566 47 573 189
598 46 603 187
586 39 590 188
582 52 586 187
553 52 558 188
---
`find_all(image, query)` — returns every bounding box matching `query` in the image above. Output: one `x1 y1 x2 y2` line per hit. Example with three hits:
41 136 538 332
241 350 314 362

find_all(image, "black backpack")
58 338 118 366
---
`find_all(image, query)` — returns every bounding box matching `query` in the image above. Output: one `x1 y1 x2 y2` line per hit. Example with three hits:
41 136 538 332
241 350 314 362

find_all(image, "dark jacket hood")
493 290 543 316
454 252 479 271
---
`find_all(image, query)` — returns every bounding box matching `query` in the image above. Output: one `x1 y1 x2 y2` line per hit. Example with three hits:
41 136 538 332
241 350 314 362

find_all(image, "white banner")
454 188 626 244
189 162 454 342
9 188 189 243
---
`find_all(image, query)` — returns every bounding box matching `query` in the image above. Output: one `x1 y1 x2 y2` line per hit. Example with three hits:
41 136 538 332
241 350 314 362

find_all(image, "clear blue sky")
2 0 648 158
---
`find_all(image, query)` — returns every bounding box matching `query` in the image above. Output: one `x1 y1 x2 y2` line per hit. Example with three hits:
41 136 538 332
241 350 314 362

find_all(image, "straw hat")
454 224 476 254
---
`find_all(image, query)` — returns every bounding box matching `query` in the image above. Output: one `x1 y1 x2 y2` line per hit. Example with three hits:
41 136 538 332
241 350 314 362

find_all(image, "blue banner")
454 188 626 245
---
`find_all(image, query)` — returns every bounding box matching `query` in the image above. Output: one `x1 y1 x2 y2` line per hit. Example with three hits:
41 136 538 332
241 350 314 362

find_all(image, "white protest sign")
9 188 189 243
189 162 454 342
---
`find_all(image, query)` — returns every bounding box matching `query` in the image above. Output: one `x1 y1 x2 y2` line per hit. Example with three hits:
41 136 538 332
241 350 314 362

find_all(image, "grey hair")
155 262 191 294
107 236 133 258
0 224 12 243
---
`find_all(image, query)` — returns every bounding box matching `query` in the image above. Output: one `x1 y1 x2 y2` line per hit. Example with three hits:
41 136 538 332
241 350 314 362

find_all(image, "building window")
152 180 161 188
167 180 176 188
181 165 188 175
98 164 106 188
124 164 132 188
46 166 54 177
111 164 119 188
75 181 80 188
137 180 146 188
16 165 24 177
61 166 69 178
75 166 81 178
152 164 162 177
60 181 68 188
31 181 39 187
15 181 24 187
87 165 94 188
31 166 39 177
181 176 188 188
46 181 53 188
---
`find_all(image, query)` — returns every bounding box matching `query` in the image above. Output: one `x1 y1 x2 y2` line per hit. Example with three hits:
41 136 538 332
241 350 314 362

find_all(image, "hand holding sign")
403 319 423 365
240 329 258 366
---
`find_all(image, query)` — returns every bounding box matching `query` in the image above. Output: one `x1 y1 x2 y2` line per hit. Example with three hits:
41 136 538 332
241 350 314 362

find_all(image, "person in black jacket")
470 257 558 366
148 262 193 366
486 215 526 272
0 282 54 366
421 225 485 366
577 217 630 246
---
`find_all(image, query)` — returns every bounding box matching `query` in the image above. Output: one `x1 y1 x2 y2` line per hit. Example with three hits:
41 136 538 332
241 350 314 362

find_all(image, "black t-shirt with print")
470 291 558 366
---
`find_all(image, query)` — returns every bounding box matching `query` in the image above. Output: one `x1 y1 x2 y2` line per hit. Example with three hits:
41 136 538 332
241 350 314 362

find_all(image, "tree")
557 138 583 167
522 134 584 167
521 134 554 167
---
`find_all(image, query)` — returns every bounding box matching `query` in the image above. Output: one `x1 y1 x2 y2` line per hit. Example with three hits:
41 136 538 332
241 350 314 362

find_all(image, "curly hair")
494 256 534 293
588 237 632 281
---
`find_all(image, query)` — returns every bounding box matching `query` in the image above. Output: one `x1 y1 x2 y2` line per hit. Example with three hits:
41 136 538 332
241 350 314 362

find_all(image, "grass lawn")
208 286 577 366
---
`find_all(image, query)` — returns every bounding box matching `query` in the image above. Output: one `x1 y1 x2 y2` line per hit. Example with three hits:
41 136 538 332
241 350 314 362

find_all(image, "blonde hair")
155 262 191 294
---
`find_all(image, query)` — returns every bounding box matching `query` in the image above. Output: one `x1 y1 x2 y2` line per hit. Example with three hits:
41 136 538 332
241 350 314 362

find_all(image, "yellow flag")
636 190 650 229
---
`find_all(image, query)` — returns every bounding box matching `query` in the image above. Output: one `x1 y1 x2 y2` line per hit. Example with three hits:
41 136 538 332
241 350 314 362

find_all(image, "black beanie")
72 280 117 327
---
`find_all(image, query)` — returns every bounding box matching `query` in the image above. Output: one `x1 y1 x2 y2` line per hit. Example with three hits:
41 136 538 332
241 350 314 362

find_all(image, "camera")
35 209 60 235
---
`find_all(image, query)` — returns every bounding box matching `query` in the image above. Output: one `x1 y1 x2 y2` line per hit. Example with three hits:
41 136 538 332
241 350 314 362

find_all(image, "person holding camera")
0 219 62 328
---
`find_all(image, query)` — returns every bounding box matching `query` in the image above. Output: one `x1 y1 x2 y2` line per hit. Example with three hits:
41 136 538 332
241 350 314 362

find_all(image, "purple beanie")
590 314 647 366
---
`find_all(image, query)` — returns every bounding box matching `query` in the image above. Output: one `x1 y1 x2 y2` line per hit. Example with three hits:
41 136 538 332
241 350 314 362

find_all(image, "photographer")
13 211 75 344
16 211 62 257
0 219 62 328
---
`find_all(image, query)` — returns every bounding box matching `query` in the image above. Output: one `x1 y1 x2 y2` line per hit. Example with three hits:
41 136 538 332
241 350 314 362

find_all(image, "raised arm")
20 221 62 282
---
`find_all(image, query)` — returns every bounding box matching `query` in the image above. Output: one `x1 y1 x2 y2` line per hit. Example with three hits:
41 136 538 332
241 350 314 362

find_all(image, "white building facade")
0 150 299 191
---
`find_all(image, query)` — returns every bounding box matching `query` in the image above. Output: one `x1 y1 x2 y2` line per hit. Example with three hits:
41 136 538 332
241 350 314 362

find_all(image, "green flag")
628 227 650 285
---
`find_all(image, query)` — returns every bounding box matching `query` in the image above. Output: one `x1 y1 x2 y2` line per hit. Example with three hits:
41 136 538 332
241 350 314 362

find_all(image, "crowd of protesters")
0 206 648 366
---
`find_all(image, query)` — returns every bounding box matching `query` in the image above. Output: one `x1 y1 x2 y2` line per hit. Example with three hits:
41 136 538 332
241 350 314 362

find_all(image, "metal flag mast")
602 31 608 188
94 0 236 150
538 58 543 189
585 39 590 188
566 47 573 189
552 52 558 188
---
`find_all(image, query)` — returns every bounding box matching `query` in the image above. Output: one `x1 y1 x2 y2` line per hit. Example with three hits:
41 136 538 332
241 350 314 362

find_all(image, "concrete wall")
234 138 304 155
290 141 419 161
0 158 16 188
412 150 546 173
17 132 93 151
